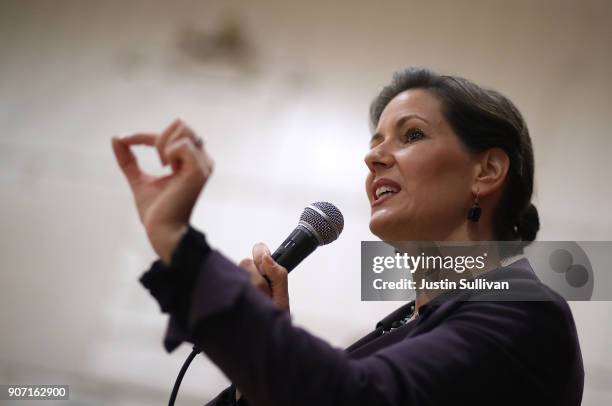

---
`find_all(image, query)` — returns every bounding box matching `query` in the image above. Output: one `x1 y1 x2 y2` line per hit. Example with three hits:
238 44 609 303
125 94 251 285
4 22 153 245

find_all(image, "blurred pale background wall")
1 0 611 404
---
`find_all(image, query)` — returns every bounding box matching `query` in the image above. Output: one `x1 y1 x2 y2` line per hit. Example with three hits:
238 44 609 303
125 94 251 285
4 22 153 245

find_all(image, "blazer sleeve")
140 226 573 406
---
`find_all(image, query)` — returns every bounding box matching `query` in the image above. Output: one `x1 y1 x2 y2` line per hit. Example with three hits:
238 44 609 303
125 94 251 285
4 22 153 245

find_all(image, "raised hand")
111 118 214 264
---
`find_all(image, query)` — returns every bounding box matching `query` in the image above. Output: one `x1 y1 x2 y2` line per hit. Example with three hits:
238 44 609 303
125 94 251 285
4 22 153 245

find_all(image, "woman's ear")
473 147 510 197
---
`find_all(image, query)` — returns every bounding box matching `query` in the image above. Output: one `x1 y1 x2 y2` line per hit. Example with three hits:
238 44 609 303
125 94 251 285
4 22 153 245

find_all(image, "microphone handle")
271 227 319 272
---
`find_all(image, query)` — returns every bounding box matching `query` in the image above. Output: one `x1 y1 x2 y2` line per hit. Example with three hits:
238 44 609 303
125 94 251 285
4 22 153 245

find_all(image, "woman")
112 68 584 405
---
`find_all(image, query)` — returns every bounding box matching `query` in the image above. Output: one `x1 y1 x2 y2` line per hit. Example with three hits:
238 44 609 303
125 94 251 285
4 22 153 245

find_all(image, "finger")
111 136 143 186
119 132 158 146
156 118 184 165
201 147 215 178
252 242 271 275
239 258 272 296
250 271 272 297
261 253 288 287
261 253 289 310
239 257 256 271
164 138 201 176
165 126 201 171
167 136 214 180
167 122 198 148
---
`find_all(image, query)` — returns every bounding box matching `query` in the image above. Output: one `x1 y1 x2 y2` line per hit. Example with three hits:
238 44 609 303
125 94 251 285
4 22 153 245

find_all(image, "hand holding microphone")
234 203 343 403
238 202 344 311
239 243 290 311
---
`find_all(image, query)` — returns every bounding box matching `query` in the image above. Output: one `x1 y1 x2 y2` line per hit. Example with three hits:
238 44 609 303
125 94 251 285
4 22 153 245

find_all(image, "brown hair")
370 67 539 242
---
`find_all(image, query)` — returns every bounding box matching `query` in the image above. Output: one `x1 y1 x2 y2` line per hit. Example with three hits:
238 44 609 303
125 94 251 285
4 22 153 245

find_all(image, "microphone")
168 202 343 406
271 201 344 272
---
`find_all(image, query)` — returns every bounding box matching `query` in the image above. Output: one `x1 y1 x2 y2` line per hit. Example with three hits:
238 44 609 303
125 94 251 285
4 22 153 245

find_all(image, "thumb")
262 253 287 283
261 253 289 310
252 242 271 275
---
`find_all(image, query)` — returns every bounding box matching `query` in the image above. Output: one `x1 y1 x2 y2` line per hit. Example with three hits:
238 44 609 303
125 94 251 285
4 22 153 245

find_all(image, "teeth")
375 185 399 199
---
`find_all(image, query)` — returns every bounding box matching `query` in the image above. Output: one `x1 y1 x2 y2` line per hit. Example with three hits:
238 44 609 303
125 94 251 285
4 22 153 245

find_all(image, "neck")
395 222 498 314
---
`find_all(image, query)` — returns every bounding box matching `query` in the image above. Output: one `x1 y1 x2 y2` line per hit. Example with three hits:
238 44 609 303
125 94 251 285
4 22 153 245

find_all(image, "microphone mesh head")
298 201 344 245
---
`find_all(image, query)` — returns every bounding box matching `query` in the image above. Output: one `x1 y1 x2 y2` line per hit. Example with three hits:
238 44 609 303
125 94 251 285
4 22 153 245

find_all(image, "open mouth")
371 179 401 207
375 185 399 199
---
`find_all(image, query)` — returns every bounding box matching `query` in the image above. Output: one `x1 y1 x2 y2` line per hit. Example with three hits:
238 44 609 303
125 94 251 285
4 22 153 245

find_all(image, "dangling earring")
467 189 481 222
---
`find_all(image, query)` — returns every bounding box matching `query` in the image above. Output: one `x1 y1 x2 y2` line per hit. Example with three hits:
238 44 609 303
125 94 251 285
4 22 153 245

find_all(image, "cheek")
365 172 374 198
399 144 472 215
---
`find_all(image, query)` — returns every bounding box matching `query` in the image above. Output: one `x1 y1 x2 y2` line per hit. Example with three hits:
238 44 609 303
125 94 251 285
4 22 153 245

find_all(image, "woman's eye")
403 128 425 143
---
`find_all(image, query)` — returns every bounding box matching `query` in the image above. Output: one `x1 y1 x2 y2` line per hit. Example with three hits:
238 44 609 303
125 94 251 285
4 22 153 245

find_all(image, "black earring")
467 190 481 222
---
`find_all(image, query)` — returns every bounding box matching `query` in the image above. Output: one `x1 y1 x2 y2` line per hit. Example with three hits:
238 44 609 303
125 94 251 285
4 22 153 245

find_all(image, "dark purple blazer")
140 227 584 405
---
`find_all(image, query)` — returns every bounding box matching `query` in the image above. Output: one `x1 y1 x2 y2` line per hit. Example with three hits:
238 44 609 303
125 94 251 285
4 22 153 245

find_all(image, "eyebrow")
369 113 430 145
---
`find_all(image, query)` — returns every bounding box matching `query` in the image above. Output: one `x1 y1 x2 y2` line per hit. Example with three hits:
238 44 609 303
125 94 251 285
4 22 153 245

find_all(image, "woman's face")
365 89 477 241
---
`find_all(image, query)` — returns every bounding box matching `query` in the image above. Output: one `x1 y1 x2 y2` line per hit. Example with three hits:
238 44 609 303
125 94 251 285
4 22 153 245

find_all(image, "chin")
369 214 402 241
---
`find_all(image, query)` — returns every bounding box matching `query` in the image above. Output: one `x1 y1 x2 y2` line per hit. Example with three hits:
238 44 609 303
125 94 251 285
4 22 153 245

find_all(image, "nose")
364 141 394 174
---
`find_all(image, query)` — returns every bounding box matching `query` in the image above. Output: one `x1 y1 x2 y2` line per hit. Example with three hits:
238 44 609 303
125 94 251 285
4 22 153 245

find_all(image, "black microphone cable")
168 345 202 406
